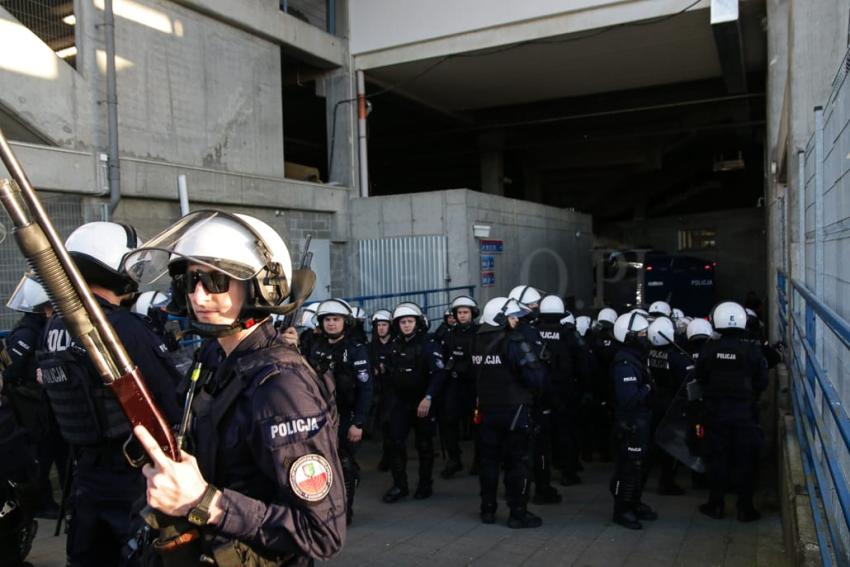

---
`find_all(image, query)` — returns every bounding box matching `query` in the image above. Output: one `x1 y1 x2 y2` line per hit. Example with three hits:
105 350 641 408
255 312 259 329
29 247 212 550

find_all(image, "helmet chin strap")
187 306 265 338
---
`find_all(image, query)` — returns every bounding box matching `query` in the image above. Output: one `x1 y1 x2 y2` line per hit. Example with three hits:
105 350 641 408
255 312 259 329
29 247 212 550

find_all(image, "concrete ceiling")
365 4 766 111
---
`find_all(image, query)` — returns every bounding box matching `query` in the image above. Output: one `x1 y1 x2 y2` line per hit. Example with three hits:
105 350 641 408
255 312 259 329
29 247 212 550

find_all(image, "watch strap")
187 484 218 526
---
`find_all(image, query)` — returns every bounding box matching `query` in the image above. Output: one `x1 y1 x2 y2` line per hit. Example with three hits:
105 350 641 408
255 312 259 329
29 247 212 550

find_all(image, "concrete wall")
349 189 593 308
601 208 767 310
349 0 709 68
114 0 284 176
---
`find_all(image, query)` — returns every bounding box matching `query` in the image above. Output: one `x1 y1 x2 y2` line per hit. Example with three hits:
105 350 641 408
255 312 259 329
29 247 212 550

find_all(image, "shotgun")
0 128 179 462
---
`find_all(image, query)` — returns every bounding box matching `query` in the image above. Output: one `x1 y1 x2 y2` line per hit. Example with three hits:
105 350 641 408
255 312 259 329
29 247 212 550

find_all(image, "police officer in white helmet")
125 210 345 563
37 222 182 565
609 311 658 529
695 302 768 522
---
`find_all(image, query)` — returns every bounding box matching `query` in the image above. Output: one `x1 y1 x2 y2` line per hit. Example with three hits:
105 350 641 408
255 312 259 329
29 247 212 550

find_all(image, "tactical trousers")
386 399 436 490
705 419 763 508
338 412 360 519
479 406 532 513
68 448 144 567
610 416 650 513
531 406 555 487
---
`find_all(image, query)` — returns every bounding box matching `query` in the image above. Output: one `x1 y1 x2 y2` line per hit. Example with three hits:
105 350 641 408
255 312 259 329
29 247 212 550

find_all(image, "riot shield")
654 378 706 473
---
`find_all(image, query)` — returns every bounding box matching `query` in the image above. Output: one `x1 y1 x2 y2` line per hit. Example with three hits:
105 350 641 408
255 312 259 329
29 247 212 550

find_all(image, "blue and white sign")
479 239 503 253
480 254 495 270
481 271 496 287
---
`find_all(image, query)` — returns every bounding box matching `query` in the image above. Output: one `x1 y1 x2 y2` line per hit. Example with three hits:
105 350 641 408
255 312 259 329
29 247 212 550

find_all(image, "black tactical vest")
703 340 753 401
473 330 534 409
445 323 476 377
387 335 428 399
193 343 337 498
38 328 129 446
307 337 356 410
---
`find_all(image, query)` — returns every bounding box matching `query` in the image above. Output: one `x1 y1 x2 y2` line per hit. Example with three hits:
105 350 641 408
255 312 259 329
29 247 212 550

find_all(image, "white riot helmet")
687 318 714 341
561 312 576 327
648 317 676 346
298 302 319 329
132 290 168 317
576 315 592 337
316 298 353 323
539 295 565 315
66 221 141 295
613 311 650 344
450 295 480 318
671 308 685 320
6 273 49 313
352 306 367 321
123 211 311 336
392 302 427 334
632 308 650 318
711 301 747 331
596 307 618 328
509 285 542 308
648 301 672 318
480 297 529 327
371 309 392 325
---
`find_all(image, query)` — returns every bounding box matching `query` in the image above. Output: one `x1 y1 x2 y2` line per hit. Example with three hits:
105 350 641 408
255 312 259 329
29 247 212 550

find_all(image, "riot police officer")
534 295 587 500
349 306 369 344
370 309 394 471
610 311 658 530
296 302 320 355
4 273 66 518
438 295 479 479
306 299 373 525
473 297 546 528
37 221 182 566
648 301 672 320
647 317 694 495
0 394 39 567
432 309 456 345
696 302 768 522
127 210 346 564
382 303 445 503
585 307 619 463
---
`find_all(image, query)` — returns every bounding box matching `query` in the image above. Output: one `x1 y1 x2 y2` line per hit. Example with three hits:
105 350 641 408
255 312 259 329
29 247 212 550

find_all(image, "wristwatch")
187 484 218 527
424 394 432 402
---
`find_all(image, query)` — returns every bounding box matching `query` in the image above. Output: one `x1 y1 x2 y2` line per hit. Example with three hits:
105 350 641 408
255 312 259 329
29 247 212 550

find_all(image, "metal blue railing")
342 285 476 329
777 270 850 567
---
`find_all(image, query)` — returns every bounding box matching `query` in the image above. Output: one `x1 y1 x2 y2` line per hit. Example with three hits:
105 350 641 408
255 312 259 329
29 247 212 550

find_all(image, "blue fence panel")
343 285 476 331
778 270 850 567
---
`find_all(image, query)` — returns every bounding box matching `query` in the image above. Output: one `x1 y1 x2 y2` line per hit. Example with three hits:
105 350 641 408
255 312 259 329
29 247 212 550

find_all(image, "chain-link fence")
0 192 86 330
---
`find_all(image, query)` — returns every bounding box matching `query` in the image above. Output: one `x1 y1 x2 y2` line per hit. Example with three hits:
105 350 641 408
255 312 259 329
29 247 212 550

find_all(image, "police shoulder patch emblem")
289 454 333 502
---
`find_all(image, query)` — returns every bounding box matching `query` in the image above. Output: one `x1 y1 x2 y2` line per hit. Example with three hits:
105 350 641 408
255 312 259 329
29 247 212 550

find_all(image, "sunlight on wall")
0 19 59 79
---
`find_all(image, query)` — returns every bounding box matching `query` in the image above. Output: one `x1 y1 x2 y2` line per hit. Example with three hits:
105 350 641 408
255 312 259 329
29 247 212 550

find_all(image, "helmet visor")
6 274 49 313
122 210 269 287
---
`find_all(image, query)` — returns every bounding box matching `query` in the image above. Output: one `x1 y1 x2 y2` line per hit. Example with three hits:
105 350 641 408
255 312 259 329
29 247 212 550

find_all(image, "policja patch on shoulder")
289 454 333 502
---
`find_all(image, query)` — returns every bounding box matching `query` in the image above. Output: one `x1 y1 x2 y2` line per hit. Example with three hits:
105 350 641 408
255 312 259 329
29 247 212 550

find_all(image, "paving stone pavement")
26 439 789 566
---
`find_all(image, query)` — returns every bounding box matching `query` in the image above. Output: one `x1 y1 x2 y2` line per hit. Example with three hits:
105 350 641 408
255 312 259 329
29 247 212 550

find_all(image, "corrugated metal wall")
796 52 850 557
357 235 449 321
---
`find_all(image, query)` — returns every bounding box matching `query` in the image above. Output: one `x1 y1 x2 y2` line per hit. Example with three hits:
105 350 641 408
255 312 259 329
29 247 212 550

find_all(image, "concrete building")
5 0 850 564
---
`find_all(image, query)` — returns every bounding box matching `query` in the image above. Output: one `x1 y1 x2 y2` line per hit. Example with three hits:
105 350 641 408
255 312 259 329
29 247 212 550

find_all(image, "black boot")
699 500 725 519
532 485 563 505
383 447 408 503
613 507 642 530
507 509 542 529
737 497 761 522
635 502 658 521
440 458 463 480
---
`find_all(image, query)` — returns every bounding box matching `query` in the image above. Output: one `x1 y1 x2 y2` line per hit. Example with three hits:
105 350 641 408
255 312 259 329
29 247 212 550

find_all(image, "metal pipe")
105 0 121 218
356 70 369 198
177 174 190 216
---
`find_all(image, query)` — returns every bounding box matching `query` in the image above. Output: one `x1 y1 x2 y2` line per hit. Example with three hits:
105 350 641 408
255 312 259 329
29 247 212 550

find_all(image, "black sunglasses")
180 269 232 294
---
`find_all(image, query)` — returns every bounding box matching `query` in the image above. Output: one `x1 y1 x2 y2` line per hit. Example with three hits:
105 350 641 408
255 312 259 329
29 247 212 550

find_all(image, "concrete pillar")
323 68 357 189
478 130 505 196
